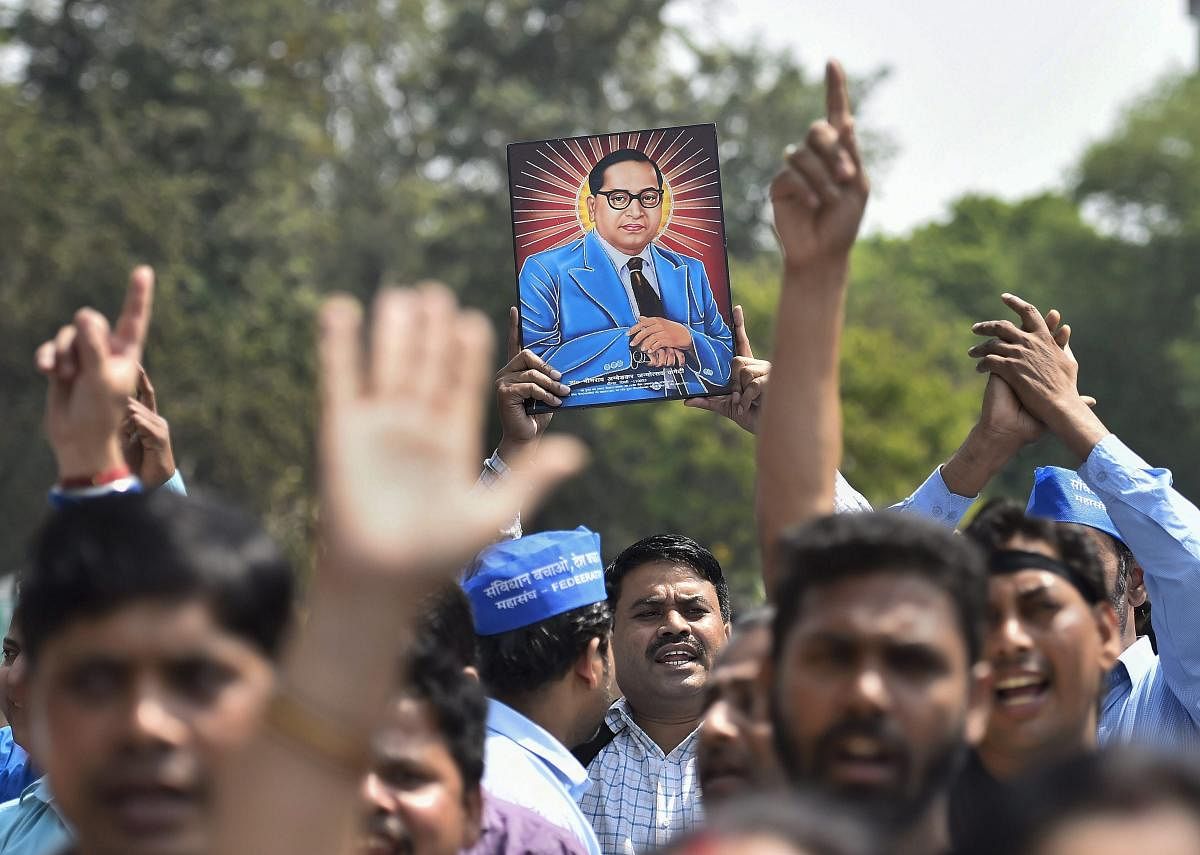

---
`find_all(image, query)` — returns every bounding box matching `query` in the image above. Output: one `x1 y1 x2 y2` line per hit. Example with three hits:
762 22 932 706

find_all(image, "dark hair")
964 749 1200 855
476 601 612 698
650 790 878 855
415 583 477 670
733 604 774 633
588 148 663 196
964 498 1107 605
23 492 294 663
402 646 487 794
606 534 731 622
772 512 987 664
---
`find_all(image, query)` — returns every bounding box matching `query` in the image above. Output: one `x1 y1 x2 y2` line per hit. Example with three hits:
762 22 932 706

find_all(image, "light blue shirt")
834 464 977 526
1080 435 1200 747
0 776 72 855
592 231 661 319
481 699 601 855
0 727 36 804
159 469 187 495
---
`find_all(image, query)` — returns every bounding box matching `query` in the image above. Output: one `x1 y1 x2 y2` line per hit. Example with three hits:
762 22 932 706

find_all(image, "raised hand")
770 60 869 273
122 365 178 489
34 266 155 480
684 306 769 433
496 307 565 457
975 307 1096 447
318 285 585 578
969 293 1108 460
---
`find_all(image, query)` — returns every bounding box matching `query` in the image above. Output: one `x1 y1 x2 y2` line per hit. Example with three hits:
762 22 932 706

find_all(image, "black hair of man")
732 604 774 633
606 534 731 622
402 645 487 794
587 148 664 196
963 497 1107 605
650 790 878 855
415 583 477 671
22 491 294 664
772 512 988 665
476 601 612 699
964 748 1200 855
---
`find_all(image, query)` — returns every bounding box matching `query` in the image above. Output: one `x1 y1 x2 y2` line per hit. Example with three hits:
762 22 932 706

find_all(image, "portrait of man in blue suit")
519 148 733 408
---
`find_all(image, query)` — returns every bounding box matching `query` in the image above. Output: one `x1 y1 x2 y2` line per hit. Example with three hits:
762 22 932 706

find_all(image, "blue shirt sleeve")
0 727 35 804
889 466 976 528
1080 434 1200 728
157 470 187 496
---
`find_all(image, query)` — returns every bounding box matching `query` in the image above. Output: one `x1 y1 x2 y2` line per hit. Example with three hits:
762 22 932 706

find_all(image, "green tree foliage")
0 0 837 589
6 0 1193 605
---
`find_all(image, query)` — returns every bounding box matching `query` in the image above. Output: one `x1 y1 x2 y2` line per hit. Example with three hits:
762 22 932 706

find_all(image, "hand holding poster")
508 124 734 412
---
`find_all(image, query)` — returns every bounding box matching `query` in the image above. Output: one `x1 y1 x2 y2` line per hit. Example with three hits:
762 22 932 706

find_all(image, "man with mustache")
756 62 990 855
949 499 1120 846
764 512 992 855
577 534 730 854
695 607 782 806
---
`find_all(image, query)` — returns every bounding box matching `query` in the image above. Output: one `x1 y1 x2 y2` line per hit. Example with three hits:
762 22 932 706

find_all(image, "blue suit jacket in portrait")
519 230 733 406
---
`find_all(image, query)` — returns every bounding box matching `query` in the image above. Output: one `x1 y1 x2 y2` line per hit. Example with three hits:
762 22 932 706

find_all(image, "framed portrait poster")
507 123 734 412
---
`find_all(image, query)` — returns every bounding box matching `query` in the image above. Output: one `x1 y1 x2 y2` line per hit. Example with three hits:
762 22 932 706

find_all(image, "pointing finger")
825 59 852 131
113 265 155 359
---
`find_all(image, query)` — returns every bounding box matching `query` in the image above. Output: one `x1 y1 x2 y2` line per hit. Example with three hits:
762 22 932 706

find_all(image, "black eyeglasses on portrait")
596 188 663 210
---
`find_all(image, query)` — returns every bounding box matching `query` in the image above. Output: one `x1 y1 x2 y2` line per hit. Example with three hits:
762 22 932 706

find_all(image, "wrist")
55 437 129 484
497 434 540 469
782 255 850 283
942 425 1022 497
1045 403 1110 463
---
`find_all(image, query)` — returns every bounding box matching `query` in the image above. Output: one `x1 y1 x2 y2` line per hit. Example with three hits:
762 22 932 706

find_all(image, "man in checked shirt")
575 535 731 854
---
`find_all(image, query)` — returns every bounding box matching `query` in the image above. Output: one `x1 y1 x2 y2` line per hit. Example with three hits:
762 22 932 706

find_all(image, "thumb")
683 397 721 413
507 307 520 362
732 305 754 358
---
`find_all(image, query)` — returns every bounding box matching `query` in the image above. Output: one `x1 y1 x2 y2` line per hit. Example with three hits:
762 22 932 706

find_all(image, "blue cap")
463 527 607 636
1026 466 1124 545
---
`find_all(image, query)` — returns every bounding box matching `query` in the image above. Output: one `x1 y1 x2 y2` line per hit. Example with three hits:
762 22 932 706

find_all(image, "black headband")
988 550 1102 604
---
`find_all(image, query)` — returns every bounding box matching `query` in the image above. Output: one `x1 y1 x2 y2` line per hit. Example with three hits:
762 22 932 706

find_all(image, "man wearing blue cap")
951 498 1121 848
463 528 615 855
973 292 1200 748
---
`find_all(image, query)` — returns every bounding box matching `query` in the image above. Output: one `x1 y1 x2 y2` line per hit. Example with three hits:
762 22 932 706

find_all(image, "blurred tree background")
0 0 1196 609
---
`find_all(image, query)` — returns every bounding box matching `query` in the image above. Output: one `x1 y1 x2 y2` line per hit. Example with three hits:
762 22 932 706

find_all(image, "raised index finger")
825 60 853 133
114 265 155 356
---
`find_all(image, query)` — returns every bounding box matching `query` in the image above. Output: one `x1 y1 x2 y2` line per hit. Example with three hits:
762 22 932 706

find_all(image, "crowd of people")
1 59 1199 855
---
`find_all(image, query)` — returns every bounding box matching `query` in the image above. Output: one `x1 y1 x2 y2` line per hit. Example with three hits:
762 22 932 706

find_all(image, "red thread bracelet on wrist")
59 465 133 489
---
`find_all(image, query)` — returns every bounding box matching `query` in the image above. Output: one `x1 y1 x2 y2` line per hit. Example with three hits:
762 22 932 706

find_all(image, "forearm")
757 261 848 595
215 567 417 855
1045 400 1111 464
939 424 1023 499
